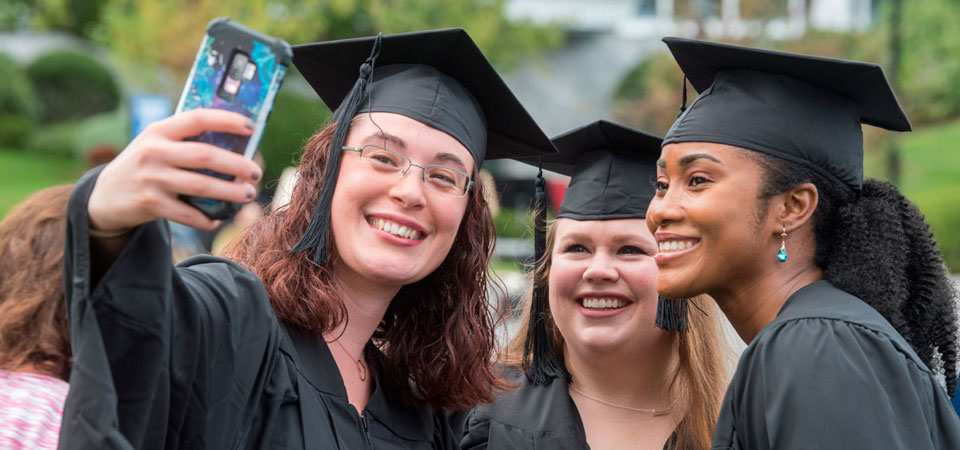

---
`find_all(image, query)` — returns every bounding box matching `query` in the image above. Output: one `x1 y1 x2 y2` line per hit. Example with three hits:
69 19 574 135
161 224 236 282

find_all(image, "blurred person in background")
0 185 73 449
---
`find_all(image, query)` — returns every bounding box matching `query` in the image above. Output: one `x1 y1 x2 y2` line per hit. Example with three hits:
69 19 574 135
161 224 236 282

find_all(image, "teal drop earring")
777 226 788 262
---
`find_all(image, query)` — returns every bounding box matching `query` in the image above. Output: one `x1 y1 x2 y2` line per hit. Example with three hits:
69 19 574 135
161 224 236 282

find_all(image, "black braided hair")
754 152 959 396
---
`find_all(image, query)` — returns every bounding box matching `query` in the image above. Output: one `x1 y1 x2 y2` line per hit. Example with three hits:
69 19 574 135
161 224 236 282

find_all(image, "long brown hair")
224 121 506 409
505 221 730 449
0 184 73 381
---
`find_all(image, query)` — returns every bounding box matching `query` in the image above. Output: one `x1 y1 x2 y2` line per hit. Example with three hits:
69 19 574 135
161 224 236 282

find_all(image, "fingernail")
246 187 256 200
252 169 262 181
244 119 256 130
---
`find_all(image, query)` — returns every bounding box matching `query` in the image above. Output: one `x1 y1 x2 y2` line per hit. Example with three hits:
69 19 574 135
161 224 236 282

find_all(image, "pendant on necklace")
356 359 367 381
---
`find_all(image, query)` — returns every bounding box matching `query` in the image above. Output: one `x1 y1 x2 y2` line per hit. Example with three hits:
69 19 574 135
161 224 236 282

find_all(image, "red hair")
0 184 73 380
225 122 506 409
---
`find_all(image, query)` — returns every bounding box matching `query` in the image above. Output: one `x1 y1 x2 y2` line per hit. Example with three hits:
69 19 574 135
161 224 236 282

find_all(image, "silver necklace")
569 385 677 416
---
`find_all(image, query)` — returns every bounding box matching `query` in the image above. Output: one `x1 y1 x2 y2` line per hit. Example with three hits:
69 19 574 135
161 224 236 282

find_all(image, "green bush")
26 50 121 123
0 52 38 147
612 51 689 135
259 87 330 185
27 108 128 160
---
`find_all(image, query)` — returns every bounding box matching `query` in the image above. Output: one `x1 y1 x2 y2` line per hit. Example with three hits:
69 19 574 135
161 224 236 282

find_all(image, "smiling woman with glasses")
341 144 475 197
59 29 556 450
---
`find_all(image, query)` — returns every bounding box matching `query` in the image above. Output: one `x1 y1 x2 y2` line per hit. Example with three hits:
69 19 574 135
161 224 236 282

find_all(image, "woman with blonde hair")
462 121 731 450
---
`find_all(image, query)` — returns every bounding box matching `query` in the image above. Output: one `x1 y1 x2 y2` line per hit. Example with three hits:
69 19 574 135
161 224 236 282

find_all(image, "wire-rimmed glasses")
341 145 474 197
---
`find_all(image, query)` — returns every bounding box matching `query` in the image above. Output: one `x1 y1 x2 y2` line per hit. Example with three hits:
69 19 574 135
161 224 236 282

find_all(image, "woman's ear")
776 182 819 234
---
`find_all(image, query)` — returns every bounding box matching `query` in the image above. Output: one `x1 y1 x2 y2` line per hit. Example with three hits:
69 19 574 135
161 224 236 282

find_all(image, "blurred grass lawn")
0 149 85 217
895 120 960 270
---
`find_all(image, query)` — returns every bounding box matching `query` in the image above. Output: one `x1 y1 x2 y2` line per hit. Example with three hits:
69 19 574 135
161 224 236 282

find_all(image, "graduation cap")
289 28 556 265
519 121 686 385
662 37 911 191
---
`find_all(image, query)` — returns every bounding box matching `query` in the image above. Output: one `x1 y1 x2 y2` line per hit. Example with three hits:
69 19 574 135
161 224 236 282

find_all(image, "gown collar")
280 322 435 441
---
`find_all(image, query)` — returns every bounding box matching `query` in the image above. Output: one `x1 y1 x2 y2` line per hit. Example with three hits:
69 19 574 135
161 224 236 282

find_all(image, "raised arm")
60 109 279 449
86 109 261 270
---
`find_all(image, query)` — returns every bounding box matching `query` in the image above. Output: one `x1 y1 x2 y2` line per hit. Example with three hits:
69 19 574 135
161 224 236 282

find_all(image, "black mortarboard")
520 121 682 385
662 37 911 191
546 120 661 220
289 29 556 265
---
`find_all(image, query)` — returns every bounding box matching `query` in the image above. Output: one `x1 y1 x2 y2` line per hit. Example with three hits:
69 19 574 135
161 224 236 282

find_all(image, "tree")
1 0 109 38
92 0 562 79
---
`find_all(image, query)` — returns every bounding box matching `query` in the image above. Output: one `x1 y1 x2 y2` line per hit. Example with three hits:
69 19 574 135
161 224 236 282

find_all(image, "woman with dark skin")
647 38 960 449
60 29 555 449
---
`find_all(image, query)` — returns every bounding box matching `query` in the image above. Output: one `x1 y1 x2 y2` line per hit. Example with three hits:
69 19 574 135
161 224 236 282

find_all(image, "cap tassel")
655 295 690 332
291 33 383 265
524 160 569 385
677 76 688 118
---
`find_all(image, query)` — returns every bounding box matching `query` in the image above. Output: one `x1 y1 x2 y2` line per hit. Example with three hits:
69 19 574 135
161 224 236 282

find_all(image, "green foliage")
614 58 652 101
898 0 960 124
896 119 960 270
612 51 686 135
29 0 108 37
366 0 564 71
26 50 121 123
0 53 38 147
92 0 562 79
493 207 533 239
0 1 30 30
1 0 108 37
259 85 331 185
27 108 128 159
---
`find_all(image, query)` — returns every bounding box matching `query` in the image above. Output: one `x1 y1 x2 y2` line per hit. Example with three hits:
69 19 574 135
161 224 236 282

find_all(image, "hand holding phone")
88 109 261 233
175 18 292 219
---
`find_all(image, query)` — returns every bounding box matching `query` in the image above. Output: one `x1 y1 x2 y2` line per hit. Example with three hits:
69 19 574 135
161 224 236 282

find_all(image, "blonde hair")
505 221 730 449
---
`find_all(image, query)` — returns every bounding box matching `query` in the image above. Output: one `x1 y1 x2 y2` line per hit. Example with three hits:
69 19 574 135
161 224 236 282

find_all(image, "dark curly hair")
754 152 959 396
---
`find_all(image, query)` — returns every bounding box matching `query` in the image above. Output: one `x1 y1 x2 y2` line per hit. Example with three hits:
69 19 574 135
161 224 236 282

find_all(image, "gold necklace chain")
332 339 367 381
569 385 677 416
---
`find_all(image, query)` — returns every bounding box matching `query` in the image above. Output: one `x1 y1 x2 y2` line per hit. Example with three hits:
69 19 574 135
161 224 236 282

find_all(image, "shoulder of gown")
461 373 587 450
61 166 286 449
713 280 960 450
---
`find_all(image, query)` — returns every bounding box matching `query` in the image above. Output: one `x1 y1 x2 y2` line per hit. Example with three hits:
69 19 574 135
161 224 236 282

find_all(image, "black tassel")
677 76 688 118
655 295 689 332
290 34 383 265
524 160 568 385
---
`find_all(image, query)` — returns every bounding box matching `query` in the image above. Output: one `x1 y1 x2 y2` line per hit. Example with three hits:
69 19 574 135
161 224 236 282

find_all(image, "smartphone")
175 17 292 220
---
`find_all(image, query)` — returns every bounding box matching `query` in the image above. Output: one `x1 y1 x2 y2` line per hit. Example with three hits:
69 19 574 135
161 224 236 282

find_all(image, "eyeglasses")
341 145 474 198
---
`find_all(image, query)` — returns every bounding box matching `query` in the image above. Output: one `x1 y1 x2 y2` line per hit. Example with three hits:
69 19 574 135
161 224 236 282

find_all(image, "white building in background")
498 0 881 140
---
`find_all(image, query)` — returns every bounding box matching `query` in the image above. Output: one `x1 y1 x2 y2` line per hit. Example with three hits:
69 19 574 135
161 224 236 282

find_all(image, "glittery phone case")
175 17 292 219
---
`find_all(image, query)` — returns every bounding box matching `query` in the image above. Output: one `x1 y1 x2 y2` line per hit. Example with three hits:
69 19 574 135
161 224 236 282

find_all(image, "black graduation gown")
60 167 459 449
461 375 675 450
712 280 960 450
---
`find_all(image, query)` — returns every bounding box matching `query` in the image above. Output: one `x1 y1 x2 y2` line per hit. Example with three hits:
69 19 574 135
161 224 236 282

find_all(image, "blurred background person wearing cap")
0 185 73 449
59 28 556 449
462 121 732 450
648 38 960 449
